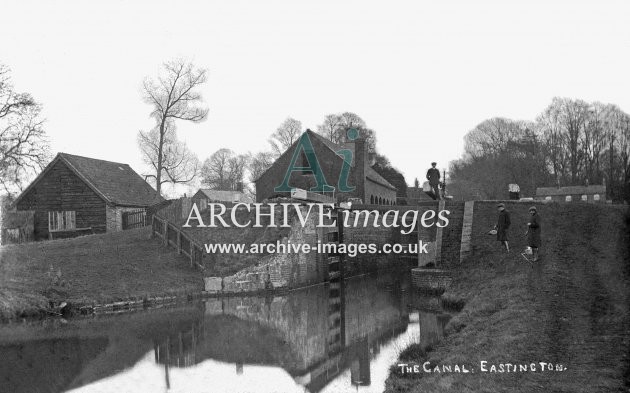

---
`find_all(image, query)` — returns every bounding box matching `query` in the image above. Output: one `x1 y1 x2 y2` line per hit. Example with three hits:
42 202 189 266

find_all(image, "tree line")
4 58 627 204
449 97 630 202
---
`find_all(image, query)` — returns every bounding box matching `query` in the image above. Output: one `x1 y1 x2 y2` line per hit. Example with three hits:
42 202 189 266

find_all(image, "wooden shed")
13 153 163 240
191 189 252 210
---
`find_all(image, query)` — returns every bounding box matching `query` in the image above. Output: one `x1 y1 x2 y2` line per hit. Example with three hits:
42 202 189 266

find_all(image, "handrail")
152 214 205 270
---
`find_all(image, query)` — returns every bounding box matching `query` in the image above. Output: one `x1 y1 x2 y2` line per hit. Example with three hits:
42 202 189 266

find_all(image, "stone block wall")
439 201 465 264
411 268 453 290
206 202 469 294
105 205 145 232
343 205 422 275
215 205 329 293
414 201 465 267
459 201 475 262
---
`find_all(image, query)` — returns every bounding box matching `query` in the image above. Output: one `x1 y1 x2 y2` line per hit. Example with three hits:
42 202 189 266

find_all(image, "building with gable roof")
13 153 163 240
535 185 606 203
191 189 253 210
254 130 397 204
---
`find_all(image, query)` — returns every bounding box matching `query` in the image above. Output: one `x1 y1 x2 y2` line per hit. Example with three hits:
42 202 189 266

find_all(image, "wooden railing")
152 214 204 270
122 210 147 230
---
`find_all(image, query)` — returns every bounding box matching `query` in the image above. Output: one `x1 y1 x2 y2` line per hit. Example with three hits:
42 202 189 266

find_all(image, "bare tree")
338 112 366 130
248 151 274 183
201 148 249 190
316 114 343 143
537 107 567 185
582 102 610 184
227 153 249 190
140 59 208 195
464 117 526 158
269 117 302 156
201 148 231 190
315 111 378 153
138 122 200 189
0 65 50 196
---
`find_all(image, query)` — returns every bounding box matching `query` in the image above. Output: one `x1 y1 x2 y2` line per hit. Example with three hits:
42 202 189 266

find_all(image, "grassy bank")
0 227 203 321
386 203 630 392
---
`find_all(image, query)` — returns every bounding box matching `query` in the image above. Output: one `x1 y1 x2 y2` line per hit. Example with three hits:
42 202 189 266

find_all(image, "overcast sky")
2 0 629 195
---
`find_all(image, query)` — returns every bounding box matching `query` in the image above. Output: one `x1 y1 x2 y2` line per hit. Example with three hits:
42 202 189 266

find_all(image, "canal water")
0 271 451 393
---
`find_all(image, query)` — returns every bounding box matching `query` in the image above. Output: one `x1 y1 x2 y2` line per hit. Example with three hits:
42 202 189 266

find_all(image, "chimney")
353 138 368 202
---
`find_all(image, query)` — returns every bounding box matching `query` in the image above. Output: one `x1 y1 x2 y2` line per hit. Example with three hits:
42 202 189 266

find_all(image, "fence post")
163 222 168 246
177 231 182 254
151 215 155 237
189 242 194 267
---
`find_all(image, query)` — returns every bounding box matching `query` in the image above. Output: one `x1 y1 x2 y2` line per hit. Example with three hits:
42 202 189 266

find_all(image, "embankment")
0 227 203 321
386 202 630 392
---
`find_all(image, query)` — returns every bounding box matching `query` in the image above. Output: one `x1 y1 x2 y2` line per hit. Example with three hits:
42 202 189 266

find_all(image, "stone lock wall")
439 201 465 264
414 201 465 267
205 202 469 294
411 268 453 290
343 205 423 275
210 205 329 293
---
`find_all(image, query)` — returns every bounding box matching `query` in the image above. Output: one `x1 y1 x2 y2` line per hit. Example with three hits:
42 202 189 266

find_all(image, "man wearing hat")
426 162 441 200
526 206 541 261
495 203 511 252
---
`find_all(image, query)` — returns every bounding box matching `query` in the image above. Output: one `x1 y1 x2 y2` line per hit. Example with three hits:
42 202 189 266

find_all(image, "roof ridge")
58 152 130 167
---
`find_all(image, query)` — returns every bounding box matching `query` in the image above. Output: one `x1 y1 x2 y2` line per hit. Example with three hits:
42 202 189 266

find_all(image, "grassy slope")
177 207 291 277
0 227 203 320
386 203 630 393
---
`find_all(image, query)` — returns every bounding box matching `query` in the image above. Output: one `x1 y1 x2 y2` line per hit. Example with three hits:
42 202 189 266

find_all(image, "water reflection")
0 271 452 393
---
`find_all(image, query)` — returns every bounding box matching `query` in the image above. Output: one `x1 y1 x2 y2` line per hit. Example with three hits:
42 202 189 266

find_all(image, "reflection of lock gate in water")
152 273 416 391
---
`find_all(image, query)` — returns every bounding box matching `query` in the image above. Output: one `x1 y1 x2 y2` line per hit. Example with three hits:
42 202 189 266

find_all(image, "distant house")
191 189 252 210
14 153 163 240
255 130 397 205
535 185 606 203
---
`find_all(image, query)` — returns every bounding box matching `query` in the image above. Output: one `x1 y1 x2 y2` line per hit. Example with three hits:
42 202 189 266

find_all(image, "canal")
0 271 452 393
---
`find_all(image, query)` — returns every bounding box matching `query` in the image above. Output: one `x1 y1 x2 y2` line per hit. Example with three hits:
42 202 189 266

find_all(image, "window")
565 195 572 202
581 194 588 201
594 194 600 201
48 211 76 231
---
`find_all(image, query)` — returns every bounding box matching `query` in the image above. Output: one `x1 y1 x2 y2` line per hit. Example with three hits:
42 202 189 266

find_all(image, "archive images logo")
273 128 359 194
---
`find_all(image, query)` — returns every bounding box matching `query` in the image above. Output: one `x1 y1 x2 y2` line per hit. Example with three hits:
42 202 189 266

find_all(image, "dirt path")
527 207 630 392
386 204 630 393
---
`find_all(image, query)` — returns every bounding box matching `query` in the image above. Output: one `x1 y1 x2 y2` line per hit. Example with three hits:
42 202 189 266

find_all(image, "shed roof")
194 189 252 203
15 153 163 207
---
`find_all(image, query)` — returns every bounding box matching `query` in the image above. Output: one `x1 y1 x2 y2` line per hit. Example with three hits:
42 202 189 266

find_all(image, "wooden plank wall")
16 160 106 240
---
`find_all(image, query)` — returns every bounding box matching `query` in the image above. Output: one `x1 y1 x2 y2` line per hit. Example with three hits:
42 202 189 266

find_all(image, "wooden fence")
122 210 147 230
1 210 34 245
152 214 204 270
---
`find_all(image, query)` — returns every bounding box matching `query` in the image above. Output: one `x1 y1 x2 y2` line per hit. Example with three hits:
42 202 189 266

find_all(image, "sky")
2 0 629 195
